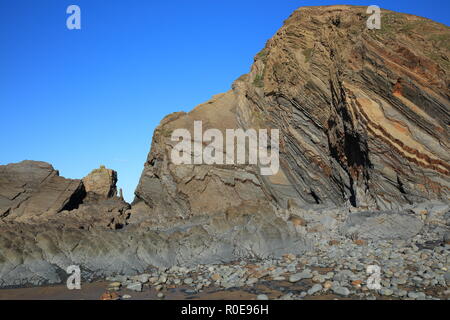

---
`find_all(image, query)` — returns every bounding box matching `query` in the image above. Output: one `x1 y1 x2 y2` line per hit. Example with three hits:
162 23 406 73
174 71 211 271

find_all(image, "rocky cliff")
0 6 449 288
133 5 449 225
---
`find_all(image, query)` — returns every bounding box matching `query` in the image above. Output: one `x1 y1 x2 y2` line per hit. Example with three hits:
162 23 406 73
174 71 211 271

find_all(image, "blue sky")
1 0 449 202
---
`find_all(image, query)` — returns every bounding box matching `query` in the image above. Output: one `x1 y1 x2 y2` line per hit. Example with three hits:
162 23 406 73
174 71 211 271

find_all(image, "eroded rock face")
82 166 118 200
0 160 129 229
0 208 311 287
0 161 86 222
0 6 449 288
134 6 449 223
0 161 133 286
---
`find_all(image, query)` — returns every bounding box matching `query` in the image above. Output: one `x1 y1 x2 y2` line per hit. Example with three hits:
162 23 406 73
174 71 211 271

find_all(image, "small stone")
351 280 363 287
307 284 323 295
443 232 450 245
325 272 334 279
380 288 393 296
444 272 450 283
107 287 120 292
279 293 294 300
211 274 221 281
149 277 159 283
283 253 296 262
135 274 150 284
288 216 306 226
178 267 188 273
353 239 367 246
126 282 143 292
323 281 333 290
312 275 325 283
159 275 167 284
289 270 313 282
246 278 258 286
397 290 408 297
121 294 131 299
106 275 128 283
100 291 120 300
157 292 164 298
257 294 269 300
420 253 428 260
332 286 350 297
408 291 426 300
285 265 295 273
109 282 121 288
184 278 193 285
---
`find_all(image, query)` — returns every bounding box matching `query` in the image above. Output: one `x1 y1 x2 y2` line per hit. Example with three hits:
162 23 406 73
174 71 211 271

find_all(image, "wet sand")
1 277 447 300
0 280 347 300
0 282 111 300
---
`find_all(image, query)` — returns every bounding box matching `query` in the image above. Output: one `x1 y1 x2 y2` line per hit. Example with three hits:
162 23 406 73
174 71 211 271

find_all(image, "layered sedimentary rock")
0 208 311 287
134 5 449 223
0 161 307 288
0 160 129 229
0 161 86 222
0 6 449 288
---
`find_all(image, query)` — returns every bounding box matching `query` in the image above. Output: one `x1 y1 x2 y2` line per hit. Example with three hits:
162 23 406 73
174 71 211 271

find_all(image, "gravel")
101 202 450 300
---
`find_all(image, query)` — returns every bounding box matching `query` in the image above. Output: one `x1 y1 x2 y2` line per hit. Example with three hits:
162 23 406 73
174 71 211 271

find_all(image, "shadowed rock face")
134 6 449 222
0 6 449 288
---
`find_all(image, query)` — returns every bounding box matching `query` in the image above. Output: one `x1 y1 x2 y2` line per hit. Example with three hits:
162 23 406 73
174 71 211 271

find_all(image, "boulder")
82 165 118 200
340 211 424 240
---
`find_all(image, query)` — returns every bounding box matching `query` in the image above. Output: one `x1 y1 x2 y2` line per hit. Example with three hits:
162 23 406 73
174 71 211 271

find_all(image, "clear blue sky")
1 1 448 202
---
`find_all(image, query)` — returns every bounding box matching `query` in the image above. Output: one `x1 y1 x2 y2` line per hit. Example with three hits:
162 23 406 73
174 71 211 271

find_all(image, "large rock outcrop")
133 6 449 224
0 160 129 228
0 161 86 222
0 160 311 288
0 6 449 288
83 165 118 200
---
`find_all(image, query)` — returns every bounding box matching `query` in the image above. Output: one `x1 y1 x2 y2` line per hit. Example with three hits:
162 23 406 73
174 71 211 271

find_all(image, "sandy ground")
0 280 350 300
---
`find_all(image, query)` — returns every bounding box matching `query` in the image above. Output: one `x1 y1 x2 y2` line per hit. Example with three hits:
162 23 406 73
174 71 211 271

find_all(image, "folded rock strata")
0 5 449 288
134 6 449 222
82 165 118 200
